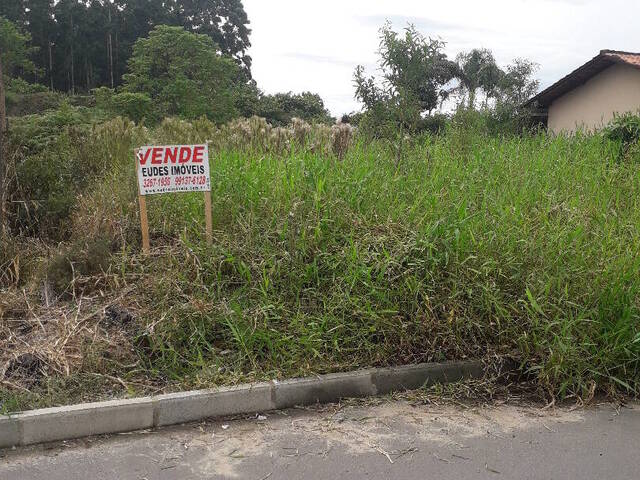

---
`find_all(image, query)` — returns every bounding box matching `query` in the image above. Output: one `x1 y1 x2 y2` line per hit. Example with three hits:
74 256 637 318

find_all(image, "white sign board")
136 144 210 196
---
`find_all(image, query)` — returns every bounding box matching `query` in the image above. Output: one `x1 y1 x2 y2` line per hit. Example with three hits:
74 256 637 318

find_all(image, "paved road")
1 399 638 479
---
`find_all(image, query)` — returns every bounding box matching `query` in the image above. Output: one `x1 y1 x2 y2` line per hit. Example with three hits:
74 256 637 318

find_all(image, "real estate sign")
136 144 211 195
134 144 213 252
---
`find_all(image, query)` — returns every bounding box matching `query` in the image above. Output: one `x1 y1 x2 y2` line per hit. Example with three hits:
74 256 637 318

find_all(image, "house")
526 50 640 134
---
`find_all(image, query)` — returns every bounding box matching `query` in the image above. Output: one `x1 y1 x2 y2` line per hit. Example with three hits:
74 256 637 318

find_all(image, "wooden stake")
138 193 150 253
134 148 150 253
204 190 213 246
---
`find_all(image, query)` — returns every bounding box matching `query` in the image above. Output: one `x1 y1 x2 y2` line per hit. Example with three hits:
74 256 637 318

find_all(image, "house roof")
526 50 640 108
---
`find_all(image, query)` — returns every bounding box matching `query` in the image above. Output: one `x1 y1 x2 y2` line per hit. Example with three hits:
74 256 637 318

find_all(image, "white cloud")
243 0 639 116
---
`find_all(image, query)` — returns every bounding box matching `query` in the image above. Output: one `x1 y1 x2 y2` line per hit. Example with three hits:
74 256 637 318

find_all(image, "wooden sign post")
135 144 212 252
204 190 213 246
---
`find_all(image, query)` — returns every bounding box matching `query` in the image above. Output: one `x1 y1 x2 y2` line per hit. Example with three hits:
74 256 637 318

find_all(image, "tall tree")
122 25 240 122
177 0 252 72
497 58 540 106
2 0 253 90
452 48 503 109
354 23 455 134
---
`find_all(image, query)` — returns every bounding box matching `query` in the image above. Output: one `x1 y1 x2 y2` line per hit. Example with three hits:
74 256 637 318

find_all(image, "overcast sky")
243 0 638 117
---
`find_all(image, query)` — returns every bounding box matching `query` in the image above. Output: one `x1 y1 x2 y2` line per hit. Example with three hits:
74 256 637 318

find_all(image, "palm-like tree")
450 48 503 109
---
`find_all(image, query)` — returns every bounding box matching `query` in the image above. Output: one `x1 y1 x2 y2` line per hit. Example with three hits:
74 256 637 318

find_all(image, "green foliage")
451 48 502 108
8 113 141 239
110 92 152 123
419 112 448 134
256 91 334 126
0 15 37 75
8 100 106 153
354 23 455 136
93 86 114 111
122 25 239 122
1 0 252 92
6 113 640 408
40 120 635 401
6 77 47 94
603 112 640 156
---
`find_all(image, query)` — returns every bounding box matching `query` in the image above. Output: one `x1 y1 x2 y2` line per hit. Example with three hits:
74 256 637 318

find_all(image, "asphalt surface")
1 399 638 479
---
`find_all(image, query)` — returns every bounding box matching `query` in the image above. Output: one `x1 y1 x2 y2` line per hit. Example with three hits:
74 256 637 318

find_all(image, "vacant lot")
1 116 639 411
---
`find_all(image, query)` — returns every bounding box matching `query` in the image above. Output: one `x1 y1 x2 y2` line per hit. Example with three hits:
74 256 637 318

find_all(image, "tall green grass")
83 127 638 400
5 118 640 405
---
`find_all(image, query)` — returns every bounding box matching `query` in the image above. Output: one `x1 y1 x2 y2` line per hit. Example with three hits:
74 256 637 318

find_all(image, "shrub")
110 92 152 123
9 115 143 239
603 112 640 156
419 113 448 134
93 86 114 111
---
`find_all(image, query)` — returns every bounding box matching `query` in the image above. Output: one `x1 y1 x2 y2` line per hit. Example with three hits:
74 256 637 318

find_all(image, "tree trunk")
70 13 75 94
115 30 119 85
48 40 54 91
0 54 7 235
108 6 114 88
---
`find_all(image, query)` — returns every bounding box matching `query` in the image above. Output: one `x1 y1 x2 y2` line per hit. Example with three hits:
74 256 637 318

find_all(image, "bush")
110 92 152 123
419 113 448 134
6 77 49 94
9 114 143 239
92 88 153 123
603 112 640 156
8 101 107 154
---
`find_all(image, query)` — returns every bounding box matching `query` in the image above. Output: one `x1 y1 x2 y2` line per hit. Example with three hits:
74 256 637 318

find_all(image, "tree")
177 0 252 73
491 58 540 133
122 25 240 122
0 0 253 90
497 58 540 107
256 91 333 126
452 48 503 108
354 23 455 135
0 16 36 233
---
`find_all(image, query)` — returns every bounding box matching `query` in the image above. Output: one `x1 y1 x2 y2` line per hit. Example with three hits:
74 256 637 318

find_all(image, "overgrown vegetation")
2 109 640 412
354 24 540 138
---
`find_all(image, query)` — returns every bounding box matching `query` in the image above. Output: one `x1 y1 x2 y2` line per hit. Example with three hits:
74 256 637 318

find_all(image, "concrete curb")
0 360 484 448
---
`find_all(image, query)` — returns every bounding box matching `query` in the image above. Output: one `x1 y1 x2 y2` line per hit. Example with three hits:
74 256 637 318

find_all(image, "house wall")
548 63 640 134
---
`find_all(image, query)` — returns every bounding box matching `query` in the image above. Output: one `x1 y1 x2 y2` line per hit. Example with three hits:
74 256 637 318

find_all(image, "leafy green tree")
0 0 253 91
177 0 252 73
354 23 455 136
452 48 503 108
256 91 333 126
497 58 539 106
122 25 239 122
491 58 540 133
0 16 37 233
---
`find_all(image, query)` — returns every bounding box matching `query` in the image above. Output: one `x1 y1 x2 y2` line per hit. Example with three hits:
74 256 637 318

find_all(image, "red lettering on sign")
193 145 205 163
138 148 152 165
151 147 163 164
165 147 178 163
179 147 191 163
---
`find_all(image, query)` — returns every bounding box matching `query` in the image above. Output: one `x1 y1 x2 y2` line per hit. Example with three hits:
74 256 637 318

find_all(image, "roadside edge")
0 359 485 448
